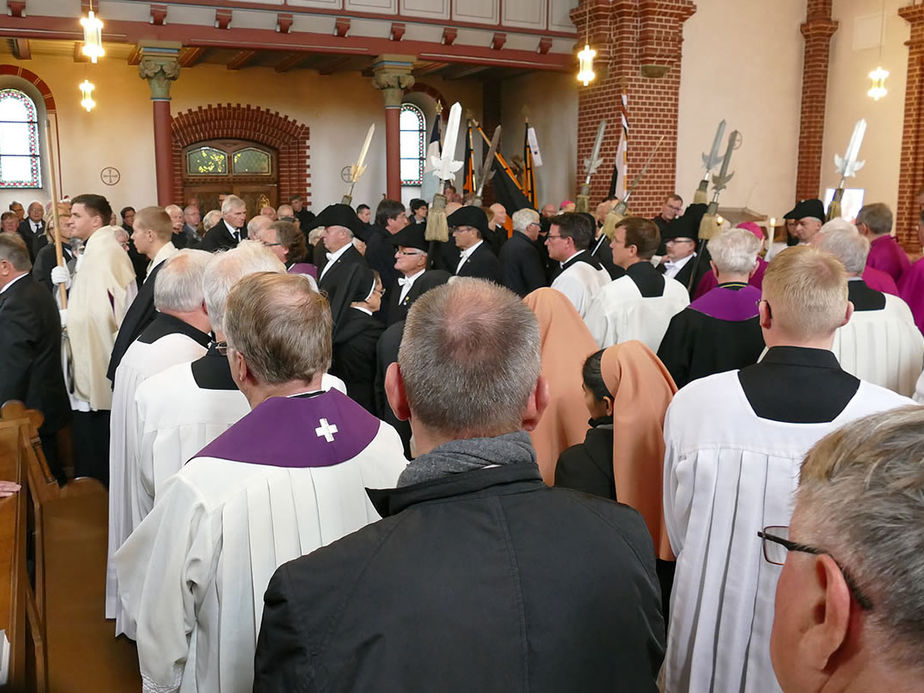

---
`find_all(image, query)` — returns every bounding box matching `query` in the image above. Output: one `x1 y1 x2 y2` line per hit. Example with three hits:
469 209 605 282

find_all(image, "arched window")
0 89 41 189
399 103 425 186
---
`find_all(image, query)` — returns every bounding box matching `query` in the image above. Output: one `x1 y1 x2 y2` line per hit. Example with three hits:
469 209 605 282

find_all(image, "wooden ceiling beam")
227 49 258 70
442 64 490 80
179 46 206 67
11 38 30 60
415 61 448 76
274 52 306 73
318 55 353 76
126 44 141 65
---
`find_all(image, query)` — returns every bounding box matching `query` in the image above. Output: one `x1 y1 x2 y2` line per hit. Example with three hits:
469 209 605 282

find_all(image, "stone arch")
171 103 310 205
0 64 56 112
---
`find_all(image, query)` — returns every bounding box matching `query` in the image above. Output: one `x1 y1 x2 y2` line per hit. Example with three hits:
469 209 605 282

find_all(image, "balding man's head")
396 279 541 438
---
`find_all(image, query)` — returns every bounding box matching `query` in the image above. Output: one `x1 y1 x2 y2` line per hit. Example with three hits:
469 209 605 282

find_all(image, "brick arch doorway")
171 104 310 213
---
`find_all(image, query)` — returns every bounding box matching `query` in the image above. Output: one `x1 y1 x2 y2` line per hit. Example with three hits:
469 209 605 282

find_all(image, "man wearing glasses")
662 246 913 693
448 205 502 284
546 212 610 317
499 207 547 297
385 222 449 325
765 406 924 692
653 193 684 255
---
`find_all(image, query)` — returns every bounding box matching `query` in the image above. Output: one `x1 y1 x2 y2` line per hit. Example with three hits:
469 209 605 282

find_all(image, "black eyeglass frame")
757 527 873 611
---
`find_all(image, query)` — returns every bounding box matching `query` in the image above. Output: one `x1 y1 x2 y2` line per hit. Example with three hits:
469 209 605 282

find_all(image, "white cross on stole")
315 418 338 443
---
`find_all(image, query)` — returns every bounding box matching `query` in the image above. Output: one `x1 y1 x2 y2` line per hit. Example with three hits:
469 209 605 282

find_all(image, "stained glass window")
232 148 271 175
186 146 228 175
0 89 41 189
400 103 425 186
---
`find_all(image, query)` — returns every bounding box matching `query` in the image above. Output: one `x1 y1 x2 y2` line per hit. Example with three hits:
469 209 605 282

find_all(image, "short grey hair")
247 215 273 237
0 234 30 271
797 406 924 673
512 208 540 233
164 204 182 218
153 249 212 312
399 278 541 437
817 227 870 275
707 228 760 275
856 202 893 236
202 210 222 231
224 272 332 384
221 195 245 214
202 240 286 333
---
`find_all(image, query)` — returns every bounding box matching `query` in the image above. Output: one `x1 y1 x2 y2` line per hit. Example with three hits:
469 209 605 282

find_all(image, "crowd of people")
0 186 922 692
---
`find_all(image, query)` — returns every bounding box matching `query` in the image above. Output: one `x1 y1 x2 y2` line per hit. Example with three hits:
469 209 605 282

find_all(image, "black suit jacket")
317 245 367 293
385 269 452 326
659 253 710 298
499 231 547 297
32 242 74 295
199 219 243 252
0 275 70 434
17 218 47 262
106 259 169 381
455 242 502 284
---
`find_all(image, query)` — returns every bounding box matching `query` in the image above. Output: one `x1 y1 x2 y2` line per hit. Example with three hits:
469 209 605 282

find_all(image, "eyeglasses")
757 526 873 610
546 234 564 240
372 286 385 296
397 250 424 256
213 341 229 356
451 226 474 234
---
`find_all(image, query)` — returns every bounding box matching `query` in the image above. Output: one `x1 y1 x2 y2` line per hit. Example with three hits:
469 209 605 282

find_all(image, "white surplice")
584 274 689 350
662 372 912 693
550 258 610 317
115 389 407 693
107 320 209 634
831 294 924 397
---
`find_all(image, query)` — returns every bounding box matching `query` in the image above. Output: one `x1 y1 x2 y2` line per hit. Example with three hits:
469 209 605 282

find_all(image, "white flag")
527 125 542 167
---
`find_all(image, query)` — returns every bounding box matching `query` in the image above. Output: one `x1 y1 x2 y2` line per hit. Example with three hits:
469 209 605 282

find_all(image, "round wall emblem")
100 166 121 186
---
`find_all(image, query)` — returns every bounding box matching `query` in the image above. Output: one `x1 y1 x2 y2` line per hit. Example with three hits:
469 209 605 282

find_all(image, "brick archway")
171 104 310 205
0 64 56 112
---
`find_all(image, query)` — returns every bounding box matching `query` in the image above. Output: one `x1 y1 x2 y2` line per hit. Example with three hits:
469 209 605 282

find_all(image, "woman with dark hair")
328 265 385 413
271 220 316 278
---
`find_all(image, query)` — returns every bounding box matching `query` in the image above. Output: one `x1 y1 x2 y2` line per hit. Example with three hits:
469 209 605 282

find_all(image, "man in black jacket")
198 195 247 252
0 235 70 480
255 278 665 692
16 200 47 262
499 207 547 296
448 205 502 283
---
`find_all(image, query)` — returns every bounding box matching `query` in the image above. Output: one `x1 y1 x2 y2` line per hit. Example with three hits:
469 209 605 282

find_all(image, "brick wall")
571 0 695 217
795 0 838 203
897 4 924 251
170 104 310 206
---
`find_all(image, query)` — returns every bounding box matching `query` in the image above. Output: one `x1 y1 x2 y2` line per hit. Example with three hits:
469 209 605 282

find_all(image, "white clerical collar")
0 272 28 295
351 305 373 316
560 250 584 268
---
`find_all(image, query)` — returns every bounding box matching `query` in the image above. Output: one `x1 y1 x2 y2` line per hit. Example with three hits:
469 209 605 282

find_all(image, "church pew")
1 402 141 692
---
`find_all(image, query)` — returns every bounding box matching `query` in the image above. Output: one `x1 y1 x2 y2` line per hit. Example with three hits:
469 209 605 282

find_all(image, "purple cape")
196 389 379 467
689 283 762 321
899 258 924 335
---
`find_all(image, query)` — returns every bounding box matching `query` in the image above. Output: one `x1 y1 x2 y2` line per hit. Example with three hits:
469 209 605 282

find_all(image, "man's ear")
229 349 250 389
800 554 853 671
709 260 718 276
384 362 411 421
841 301 854 328
521 376 550 432
759 298 772 330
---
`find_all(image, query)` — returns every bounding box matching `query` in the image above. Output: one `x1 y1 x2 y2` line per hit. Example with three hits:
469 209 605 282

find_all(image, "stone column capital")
371 55 416 107
138 43 182 100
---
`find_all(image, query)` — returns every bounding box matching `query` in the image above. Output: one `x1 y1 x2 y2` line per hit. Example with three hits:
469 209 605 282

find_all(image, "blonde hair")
762 245 847 340
136 206 173 242
224 272 331 383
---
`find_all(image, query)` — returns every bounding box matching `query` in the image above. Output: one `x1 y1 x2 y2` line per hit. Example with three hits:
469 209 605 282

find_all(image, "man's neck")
402 267 425 280
160 308 211 337
146 240 166 262
715 272 749 285
622 257 646 270
763 334 835 351
244 376 325 409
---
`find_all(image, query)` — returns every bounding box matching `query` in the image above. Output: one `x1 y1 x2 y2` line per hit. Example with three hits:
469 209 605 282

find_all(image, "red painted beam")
7 1 25 18
442 27 457 46
0 14 572 72
179 46 206 67
150 4 168 26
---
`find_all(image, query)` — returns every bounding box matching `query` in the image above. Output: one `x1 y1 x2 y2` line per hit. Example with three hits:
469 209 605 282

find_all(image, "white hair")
819 217 857 236
202 209 222 231
202 240 286 332
221 195 245 214
707 228 760 275
153 249 212 312
512 208 540 233
164 204 182 217
817 227 870 275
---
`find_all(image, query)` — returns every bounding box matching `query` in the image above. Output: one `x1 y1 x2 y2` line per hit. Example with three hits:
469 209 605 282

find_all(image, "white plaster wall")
676 0 806 219
0 56 483 215
500 70 578 208
825 0 908 221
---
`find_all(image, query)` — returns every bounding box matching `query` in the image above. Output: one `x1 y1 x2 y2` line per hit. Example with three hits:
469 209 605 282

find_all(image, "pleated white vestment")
584 274 689 351
831 293 924 397
106 315 210 635
115 389 407 693
550 256 611 317
662 372 912 693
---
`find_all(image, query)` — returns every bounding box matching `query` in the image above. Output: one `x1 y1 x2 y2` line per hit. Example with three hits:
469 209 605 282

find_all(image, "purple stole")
689 283 762 321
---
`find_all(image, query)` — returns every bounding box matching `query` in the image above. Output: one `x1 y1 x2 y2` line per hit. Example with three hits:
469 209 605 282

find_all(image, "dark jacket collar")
137 312 211 347
367 462 543 518
761 345 841 369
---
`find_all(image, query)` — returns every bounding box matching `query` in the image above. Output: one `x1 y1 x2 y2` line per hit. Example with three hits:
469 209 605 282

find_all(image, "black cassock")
330 308 384 414
554 417 615 501
657 283 765 389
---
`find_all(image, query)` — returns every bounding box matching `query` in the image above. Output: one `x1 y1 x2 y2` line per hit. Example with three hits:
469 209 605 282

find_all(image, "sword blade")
351 123 375 182
436 102 463 181
584 119 607 184
476 126 501 196
701 119 726 172
623 134 666 201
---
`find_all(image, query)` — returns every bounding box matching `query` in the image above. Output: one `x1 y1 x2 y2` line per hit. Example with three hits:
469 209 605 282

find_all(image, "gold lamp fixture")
80 1 105 63
868 66 889 101
79 80 96 112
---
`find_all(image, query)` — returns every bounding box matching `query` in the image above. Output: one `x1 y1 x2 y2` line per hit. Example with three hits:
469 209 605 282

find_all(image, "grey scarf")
397 430 537 487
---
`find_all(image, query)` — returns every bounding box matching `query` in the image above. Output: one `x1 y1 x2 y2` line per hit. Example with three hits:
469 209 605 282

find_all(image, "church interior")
0 0 922 690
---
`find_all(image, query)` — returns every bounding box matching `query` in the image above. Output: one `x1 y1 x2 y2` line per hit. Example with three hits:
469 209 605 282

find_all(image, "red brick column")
571 0 695 216
795 1 838 202
897 4 924 251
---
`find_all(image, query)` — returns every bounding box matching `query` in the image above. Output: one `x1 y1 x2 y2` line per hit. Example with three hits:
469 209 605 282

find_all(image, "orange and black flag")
477 125 534 214
462 122 476 196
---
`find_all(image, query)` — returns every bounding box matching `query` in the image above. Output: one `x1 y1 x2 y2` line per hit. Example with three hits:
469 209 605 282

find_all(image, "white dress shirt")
319 243 352 281
662 252 695 280
455 240 484 275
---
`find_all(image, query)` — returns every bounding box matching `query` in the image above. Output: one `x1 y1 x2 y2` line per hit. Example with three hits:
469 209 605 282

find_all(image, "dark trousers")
71 410 110 487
